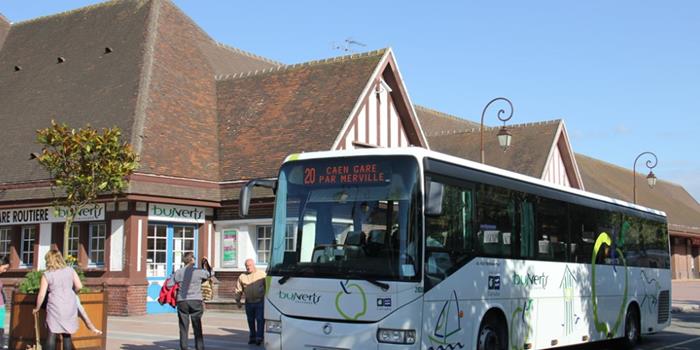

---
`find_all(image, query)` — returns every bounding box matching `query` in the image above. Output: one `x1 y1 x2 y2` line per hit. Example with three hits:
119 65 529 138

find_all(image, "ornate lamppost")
633 151 658 204
480 97 514 164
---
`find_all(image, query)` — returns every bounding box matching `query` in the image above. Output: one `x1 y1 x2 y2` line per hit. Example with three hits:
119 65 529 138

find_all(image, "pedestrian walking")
167 253 212 350
234 258 266 346
33 250 81 350
0 255 10 346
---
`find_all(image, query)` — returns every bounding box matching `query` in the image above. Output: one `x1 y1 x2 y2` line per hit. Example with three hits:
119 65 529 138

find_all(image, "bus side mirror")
239 179 277 218
425 180 444 216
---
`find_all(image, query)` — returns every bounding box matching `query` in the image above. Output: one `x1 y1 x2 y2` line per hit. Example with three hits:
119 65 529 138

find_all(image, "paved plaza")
105 310 255 350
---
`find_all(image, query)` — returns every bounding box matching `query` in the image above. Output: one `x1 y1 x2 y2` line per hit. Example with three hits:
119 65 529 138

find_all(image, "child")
0 255 10 347
77 292 102 334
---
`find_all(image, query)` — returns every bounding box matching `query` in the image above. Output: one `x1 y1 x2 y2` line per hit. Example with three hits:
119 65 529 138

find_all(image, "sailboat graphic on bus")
428 290 464 349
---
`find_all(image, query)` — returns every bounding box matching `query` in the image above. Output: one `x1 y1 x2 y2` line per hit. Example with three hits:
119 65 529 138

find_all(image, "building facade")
1 0 699 318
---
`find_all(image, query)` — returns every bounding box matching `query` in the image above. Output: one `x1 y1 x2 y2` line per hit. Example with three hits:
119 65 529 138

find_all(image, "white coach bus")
239 147 671 350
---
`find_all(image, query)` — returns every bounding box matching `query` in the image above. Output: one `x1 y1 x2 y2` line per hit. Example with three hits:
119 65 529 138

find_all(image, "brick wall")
107 284 147 316
213 271 242 299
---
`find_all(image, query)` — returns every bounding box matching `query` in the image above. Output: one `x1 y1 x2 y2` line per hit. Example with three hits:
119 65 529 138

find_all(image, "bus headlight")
377 328 416 344
266 320 282 334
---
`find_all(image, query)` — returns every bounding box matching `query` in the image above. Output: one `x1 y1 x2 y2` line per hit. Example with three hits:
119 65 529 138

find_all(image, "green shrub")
18 270 43 294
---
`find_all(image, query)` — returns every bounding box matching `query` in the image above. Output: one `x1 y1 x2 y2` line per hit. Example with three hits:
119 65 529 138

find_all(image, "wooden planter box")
9 290 108 350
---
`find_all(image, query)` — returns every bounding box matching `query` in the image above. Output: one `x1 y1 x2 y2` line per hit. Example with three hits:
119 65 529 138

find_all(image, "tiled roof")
415 105 480 136
199 42 282 76
576 153 700 234
0 0 153 184
217 49 387 184
0 13 9 51
0 0 288 202
426 120 562 178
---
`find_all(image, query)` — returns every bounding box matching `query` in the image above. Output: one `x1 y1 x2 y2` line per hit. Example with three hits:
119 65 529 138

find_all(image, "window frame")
67 223 80 259
20 226 36 268
256 225 273 265
0 227 11 258
88 222 107 267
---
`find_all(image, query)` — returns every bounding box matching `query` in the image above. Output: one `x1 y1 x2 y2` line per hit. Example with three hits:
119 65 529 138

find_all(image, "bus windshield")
268 156 421 282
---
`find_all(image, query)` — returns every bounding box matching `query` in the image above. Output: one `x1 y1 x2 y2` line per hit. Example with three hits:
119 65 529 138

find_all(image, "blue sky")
2 1 698 202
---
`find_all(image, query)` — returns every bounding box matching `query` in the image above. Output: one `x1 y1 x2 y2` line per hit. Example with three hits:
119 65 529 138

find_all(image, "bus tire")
621 305 641 349
477 312 508 350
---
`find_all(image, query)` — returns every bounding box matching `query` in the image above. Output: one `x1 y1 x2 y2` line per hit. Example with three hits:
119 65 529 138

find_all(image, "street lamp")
632 151 658 204
480 97 514 163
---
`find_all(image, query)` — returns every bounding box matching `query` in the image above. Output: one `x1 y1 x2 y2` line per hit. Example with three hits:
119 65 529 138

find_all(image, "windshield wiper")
365 278 390 291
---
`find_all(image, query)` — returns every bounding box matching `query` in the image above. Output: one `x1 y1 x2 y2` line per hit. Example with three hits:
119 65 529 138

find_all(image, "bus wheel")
477 314 507 350
621 306 640 349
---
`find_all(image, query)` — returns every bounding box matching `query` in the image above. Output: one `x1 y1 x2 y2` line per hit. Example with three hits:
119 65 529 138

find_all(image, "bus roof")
283 147 667 218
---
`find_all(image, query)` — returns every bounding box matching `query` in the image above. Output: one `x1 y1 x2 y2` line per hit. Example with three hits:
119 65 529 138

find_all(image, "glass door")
145 223 198 314
172 225 195 272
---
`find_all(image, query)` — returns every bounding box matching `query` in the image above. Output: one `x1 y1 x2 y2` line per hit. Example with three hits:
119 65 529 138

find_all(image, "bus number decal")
304 167 316 185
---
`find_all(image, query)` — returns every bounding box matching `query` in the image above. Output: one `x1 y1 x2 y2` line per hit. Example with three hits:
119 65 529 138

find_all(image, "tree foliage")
34 120 138 254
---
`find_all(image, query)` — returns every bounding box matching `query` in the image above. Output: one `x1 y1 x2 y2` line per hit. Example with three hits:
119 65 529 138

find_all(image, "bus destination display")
303 162 390 186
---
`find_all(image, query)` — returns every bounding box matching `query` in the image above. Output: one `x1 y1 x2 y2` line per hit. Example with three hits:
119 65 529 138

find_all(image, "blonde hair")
45 249 67 270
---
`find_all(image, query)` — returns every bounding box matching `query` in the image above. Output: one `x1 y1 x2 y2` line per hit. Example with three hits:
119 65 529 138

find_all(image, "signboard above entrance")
148 203 205 224
0 204 105 226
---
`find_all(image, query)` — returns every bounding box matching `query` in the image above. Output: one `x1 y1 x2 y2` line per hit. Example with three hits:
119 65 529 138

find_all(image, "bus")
239 147 671 350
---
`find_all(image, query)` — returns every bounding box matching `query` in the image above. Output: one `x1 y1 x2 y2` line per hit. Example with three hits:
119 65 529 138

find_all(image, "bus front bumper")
264 315 419 350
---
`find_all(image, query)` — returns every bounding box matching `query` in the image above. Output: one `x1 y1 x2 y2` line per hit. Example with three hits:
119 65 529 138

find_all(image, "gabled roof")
414 105 480 137
575 153 700 235
427 120 561 178
217 49 387 183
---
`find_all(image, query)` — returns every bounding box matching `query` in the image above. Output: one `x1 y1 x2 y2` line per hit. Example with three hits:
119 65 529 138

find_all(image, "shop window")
147 224 168 277
0 227 10 258
172 225 195 271
21 226 36 267
256 225 272 264
67 224 79 259
89 223 106 267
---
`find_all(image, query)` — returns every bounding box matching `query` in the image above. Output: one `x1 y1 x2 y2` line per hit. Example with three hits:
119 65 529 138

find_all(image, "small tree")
34 120 138 257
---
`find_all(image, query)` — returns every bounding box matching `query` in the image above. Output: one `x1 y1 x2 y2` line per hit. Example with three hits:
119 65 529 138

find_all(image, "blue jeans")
245 301 264 341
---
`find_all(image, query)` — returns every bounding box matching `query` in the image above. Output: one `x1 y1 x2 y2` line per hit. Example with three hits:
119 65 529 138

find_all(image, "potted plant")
9 256 108 350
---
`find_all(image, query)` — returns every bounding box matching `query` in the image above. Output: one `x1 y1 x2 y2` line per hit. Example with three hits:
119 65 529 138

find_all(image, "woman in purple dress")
33 249 82 350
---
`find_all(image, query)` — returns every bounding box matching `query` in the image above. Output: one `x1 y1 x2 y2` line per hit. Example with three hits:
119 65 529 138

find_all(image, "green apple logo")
335 280 367 320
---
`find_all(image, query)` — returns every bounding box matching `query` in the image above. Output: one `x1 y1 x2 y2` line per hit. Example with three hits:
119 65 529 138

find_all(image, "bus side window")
534 196 567 262
475 184 515 258
570 204 595 264
424 180 474 290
